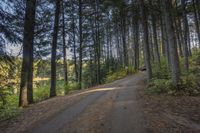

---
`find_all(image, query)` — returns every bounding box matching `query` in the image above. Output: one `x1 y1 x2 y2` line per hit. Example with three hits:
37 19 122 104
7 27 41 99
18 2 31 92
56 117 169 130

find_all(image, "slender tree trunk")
149 28 155 62
174 18 183 57
78 0 83 89
181 0 189 72
133 16 139 70
139 0 152 81
62 0 68 83
27 42 33 104
196 0 200 24
192 0 200 48
162 19 171 69
121 9 128 67
160 18 166 57
151 13 161 68
50 0 61 97
162 0 180 86
19 0 36 107
70 0 78 82
174 0 183 57
95 0 100 84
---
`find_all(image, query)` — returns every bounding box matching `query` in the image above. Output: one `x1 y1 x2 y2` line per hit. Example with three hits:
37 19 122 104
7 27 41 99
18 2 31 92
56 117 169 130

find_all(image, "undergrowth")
146 53 200 96
105 67 136 83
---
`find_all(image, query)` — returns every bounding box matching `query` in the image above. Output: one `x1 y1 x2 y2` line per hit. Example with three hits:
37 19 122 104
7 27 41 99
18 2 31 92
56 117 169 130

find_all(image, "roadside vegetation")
0 56 134 121
146 51 200 96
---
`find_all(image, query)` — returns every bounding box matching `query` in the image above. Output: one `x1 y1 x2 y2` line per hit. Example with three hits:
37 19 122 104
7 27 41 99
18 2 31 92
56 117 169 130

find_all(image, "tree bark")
133 15 139 70
19 0 36 107
162 0 180 86
62 0 68 83
139 0 152 81
95 0 101 84
70 0 78 82
50 0 61 97
151 12 161 68
78 0 83 89
181 0 189 72
192 0 200 48
120 8 128 67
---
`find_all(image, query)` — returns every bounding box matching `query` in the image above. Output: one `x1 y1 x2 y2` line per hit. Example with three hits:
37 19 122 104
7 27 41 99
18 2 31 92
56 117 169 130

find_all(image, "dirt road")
1 73 147 133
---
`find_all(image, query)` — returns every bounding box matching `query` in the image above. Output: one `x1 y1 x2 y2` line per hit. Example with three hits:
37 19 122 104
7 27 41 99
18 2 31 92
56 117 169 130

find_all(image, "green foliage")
104 69 128 83
127 66 137 74
0 57 21 105
152 58 170 79
33 83 49 102
147 54 200 96
178 73 200 96
0 95 21 121
146 79 173 94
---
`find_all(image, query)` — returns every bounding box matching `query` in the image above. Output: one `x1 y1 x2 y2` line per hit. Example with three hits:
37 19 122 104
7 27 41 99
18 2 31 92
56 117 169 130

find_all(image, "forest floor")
0 72 200 133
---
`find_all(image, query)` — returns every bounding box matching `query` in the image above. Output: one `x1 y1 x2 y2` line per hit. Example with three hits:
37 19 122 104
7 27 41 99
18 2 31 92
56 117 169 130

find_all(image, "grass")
105 67 136 83
0 79 81 121
0 95 21 121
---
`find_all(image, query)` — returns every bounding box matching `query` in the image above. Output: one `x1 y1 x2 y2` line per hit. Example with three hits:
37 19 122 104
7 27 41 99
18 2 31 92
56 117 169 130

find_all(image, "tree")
19 0 37 107
78 0 83 89
62 0 68 83
192 0 200 48
149 0 161 68
181 0 189 72
50 0 61 97
139 0 152 81
161 0 180 86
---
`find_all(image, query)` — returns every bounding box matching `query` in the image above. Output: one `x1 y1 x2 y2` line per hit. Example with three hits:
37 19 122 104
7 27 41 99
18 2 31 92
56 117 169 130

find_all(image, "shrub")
105 69 128 83
0 95 21 121
146 79 174 94
152 58 170 79
33 84 49 102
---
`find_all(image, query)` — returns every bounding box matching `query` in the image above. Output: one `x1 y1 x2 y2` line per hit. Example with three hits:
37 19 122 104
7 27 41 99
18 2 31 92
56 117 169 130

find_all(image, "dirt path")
0 73 147 133
2 73 200 133
30 73 147 133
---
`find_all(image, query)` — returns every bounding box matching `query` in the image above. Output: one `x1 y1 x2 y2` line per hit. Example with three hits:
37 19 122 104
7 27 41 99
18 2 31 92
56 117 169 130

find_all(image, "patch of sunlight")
69 87 119 98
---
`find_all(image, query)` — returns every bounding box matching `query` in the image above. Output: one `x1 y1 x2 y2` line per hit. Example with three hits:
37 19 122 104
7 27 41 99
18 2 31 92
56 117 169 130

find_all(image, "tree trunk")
192 0 200 48
78 0 83 89
121 9 128 67
139 0 152 82
70 0 78 82
160 18 166 57
62 0 68 83
151 13 161 68
95 0 100 84
162 0 180 86
181 0 189 72
19 0 36 107
50 0 61 97
174 18 183 57
133 15 139 70
27 42 33 104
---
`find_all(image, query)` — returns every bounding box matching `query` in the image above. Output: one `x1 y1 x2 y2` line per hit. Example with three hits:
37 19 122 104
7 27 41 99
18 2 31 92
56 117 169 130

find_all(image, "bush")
146 79 174 94
0 95 21 121
0 105 21 121
152 58 170 79
105 69 128 83
178 74 200 96
33 84 49 102
146 73 200 96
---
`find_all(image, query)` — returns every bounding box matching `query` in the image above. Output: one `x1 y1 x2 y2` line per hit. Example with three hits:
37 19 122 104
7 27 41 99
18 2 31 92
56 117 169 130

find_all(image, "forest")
0 0 200 132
